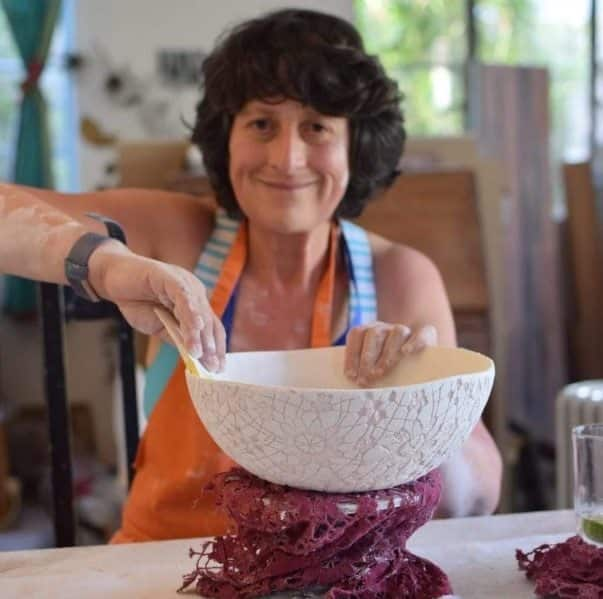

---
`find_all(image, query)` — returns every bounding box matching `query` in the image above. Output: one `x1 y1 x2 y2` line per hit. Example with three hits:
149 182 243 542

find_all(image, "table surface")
0 509 576 598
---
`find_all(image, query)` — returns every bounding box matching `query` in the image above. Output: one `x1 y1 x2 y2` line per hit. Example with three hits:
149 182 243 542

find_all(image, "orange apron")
111 222 338 543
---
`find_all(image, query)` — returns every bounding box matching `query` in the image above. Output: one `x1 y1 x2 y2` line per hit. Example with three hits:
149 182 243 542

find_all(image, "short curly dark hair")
191 9 405 219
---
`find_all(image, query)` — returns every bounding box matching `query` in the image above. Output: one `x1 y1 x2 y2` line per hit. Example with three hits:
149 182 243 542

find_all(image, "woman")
0 9 501 541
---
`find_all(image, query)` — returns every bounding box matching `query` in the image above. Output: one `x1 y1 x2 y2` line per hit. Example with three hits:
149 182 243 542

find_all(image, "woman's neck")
245 221 333 293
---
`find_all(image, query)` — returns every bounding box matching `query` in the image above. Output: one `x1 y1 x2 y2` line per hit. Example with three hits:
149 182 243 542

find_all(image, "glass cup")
573 423 603 546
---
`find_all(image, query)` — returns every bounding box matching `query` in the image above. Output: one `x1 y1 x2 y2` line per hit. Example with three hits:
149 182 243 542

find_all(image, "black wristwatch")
64 232 113 302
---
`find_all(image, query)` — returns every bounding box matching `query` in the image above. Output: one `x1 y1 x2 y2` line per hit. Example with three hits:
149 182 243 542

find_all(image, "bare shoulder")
92 188 217 268
146 191 214 257
124 189 216 269
366 231 456 345
368 231 442 288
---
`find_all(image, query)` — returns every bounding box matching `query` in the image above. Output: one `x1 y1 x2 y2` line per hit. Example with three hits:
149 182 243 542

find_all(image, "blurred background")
0 0 602 549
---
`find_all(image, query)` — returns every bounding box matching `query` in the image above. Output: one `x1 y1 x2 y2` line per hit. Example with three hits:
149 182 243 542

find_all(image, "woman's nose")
268 127 307 173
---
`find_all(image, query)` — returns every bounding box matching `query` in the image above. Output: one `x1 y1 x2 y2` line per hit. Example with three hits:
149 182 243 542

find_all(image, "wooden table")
0 510 575 598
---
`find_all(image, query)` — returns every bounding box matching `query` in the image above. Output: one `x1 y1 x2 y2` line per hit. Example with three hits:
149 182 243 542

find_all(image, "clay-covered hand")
344 321 437 386
89 241 225 372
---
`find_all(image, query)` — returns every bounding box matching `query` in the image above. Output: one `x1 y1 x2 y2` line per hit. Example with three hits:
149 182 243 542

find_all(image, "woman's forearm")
0 183 97 285
0 183 225 369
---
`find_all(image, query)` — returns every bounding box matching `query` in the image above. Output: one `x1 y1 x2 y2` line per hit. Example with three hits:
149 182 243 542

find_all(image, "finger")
344 326 366 381
418 324 438 347
173 299 207 359
198 316 219 372
401 324 438 354
170 278 217 360
180 313 206 359
212 314 227 371
372 324 412 379
356 324 389 385
155 266 216 359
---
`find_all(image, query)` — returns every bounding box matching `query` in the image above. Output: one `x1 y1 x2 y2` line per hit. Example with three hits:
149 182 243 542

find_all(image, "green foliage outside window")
474 0 534 63
475 0 590 164
354 0 467 135
355 0 591 167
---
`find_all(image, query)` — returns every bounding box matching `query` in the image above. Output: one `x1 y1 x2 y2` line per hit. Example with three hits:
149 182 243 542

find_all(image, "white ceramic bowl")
185 346 494 493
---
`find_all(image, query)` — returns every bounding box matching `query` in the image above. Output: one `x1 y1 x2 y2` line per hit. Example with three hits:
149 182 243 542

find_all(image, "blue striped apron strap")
340 220 378 328
142 211 241 422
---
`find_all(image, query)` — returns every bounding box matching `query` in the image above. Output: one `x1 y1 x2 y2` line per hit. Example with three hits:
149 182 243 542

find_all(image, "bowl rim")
185 353 495 396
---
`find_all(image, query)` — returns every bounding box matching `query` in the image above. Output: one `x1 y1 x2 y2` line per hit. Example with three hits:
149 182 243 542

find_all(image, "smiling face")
228 99 350 233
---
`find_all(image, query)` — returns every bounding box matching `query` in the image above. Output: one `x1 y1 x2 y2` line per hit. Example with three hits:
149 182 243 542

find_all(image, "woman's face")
228 99 350 234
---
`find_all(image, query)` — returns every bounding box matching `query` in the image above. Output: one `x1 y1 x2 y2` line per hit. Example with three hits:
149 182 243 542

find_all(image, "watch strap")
86 212 127 244
65 232 112 302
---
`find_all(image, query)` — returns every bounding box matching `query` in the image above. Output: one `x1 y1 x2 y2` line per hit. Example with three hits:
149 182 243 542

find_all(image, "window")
0 0 78 191
355 0 594 168
355 0 468 135
476 0 591 164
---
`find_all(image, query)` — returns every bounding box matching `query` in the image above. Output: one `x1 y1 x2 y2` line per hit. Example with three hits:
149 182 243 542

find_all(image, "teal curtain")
1 0 61 317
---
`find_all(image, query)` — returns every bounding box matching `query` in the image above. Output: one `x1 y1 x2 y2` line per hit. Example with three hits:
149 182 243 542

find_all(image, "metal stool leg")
40 282 75 547
117 315 138 487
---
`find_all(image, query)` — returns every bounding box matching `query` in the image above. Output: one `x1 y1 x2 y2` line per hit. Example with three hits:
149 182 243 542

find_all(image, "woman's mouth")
257 178 316 190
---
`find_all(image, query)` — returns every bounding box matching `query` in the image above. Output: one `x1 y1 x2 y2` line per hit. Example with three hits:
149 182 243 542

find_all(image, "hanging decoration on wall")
72 42 206 190
71 43 210 192
80 116 117 146
86 43 198 138
157 49 206 87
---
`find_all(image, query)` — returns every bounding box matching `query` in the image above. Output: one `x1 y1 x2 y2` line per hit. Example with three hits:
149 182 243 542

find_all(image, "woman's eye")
250 118 270 131
304 122 332 140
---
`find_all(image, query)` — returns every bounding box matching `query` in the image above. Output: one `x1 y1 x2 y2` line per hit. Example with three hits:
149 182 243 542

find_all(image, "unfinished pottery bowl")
185 346 494 493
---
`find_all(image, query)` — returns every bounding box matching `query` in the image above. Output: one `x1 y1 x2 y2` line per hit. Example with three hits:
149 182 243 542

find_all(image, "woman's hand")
89 241 226 372
344 321 437 386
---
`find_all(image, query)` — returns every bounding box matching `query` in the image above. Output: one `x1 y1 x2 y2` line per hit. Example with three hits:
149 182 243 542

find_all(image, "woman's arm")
371 236 502 516
1 183 213 260
0 183 225 370
0 183 108 285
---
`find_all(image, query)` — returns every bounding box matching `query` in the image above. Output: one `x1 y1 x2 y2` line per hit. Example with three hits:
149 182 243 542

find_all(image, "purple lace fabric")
179 468 451 598
517 535 603 598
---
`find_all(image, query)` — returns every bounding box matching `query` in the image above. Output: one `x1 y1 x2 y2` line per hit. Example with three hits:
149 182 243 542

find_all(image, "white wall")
74 0 355 190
